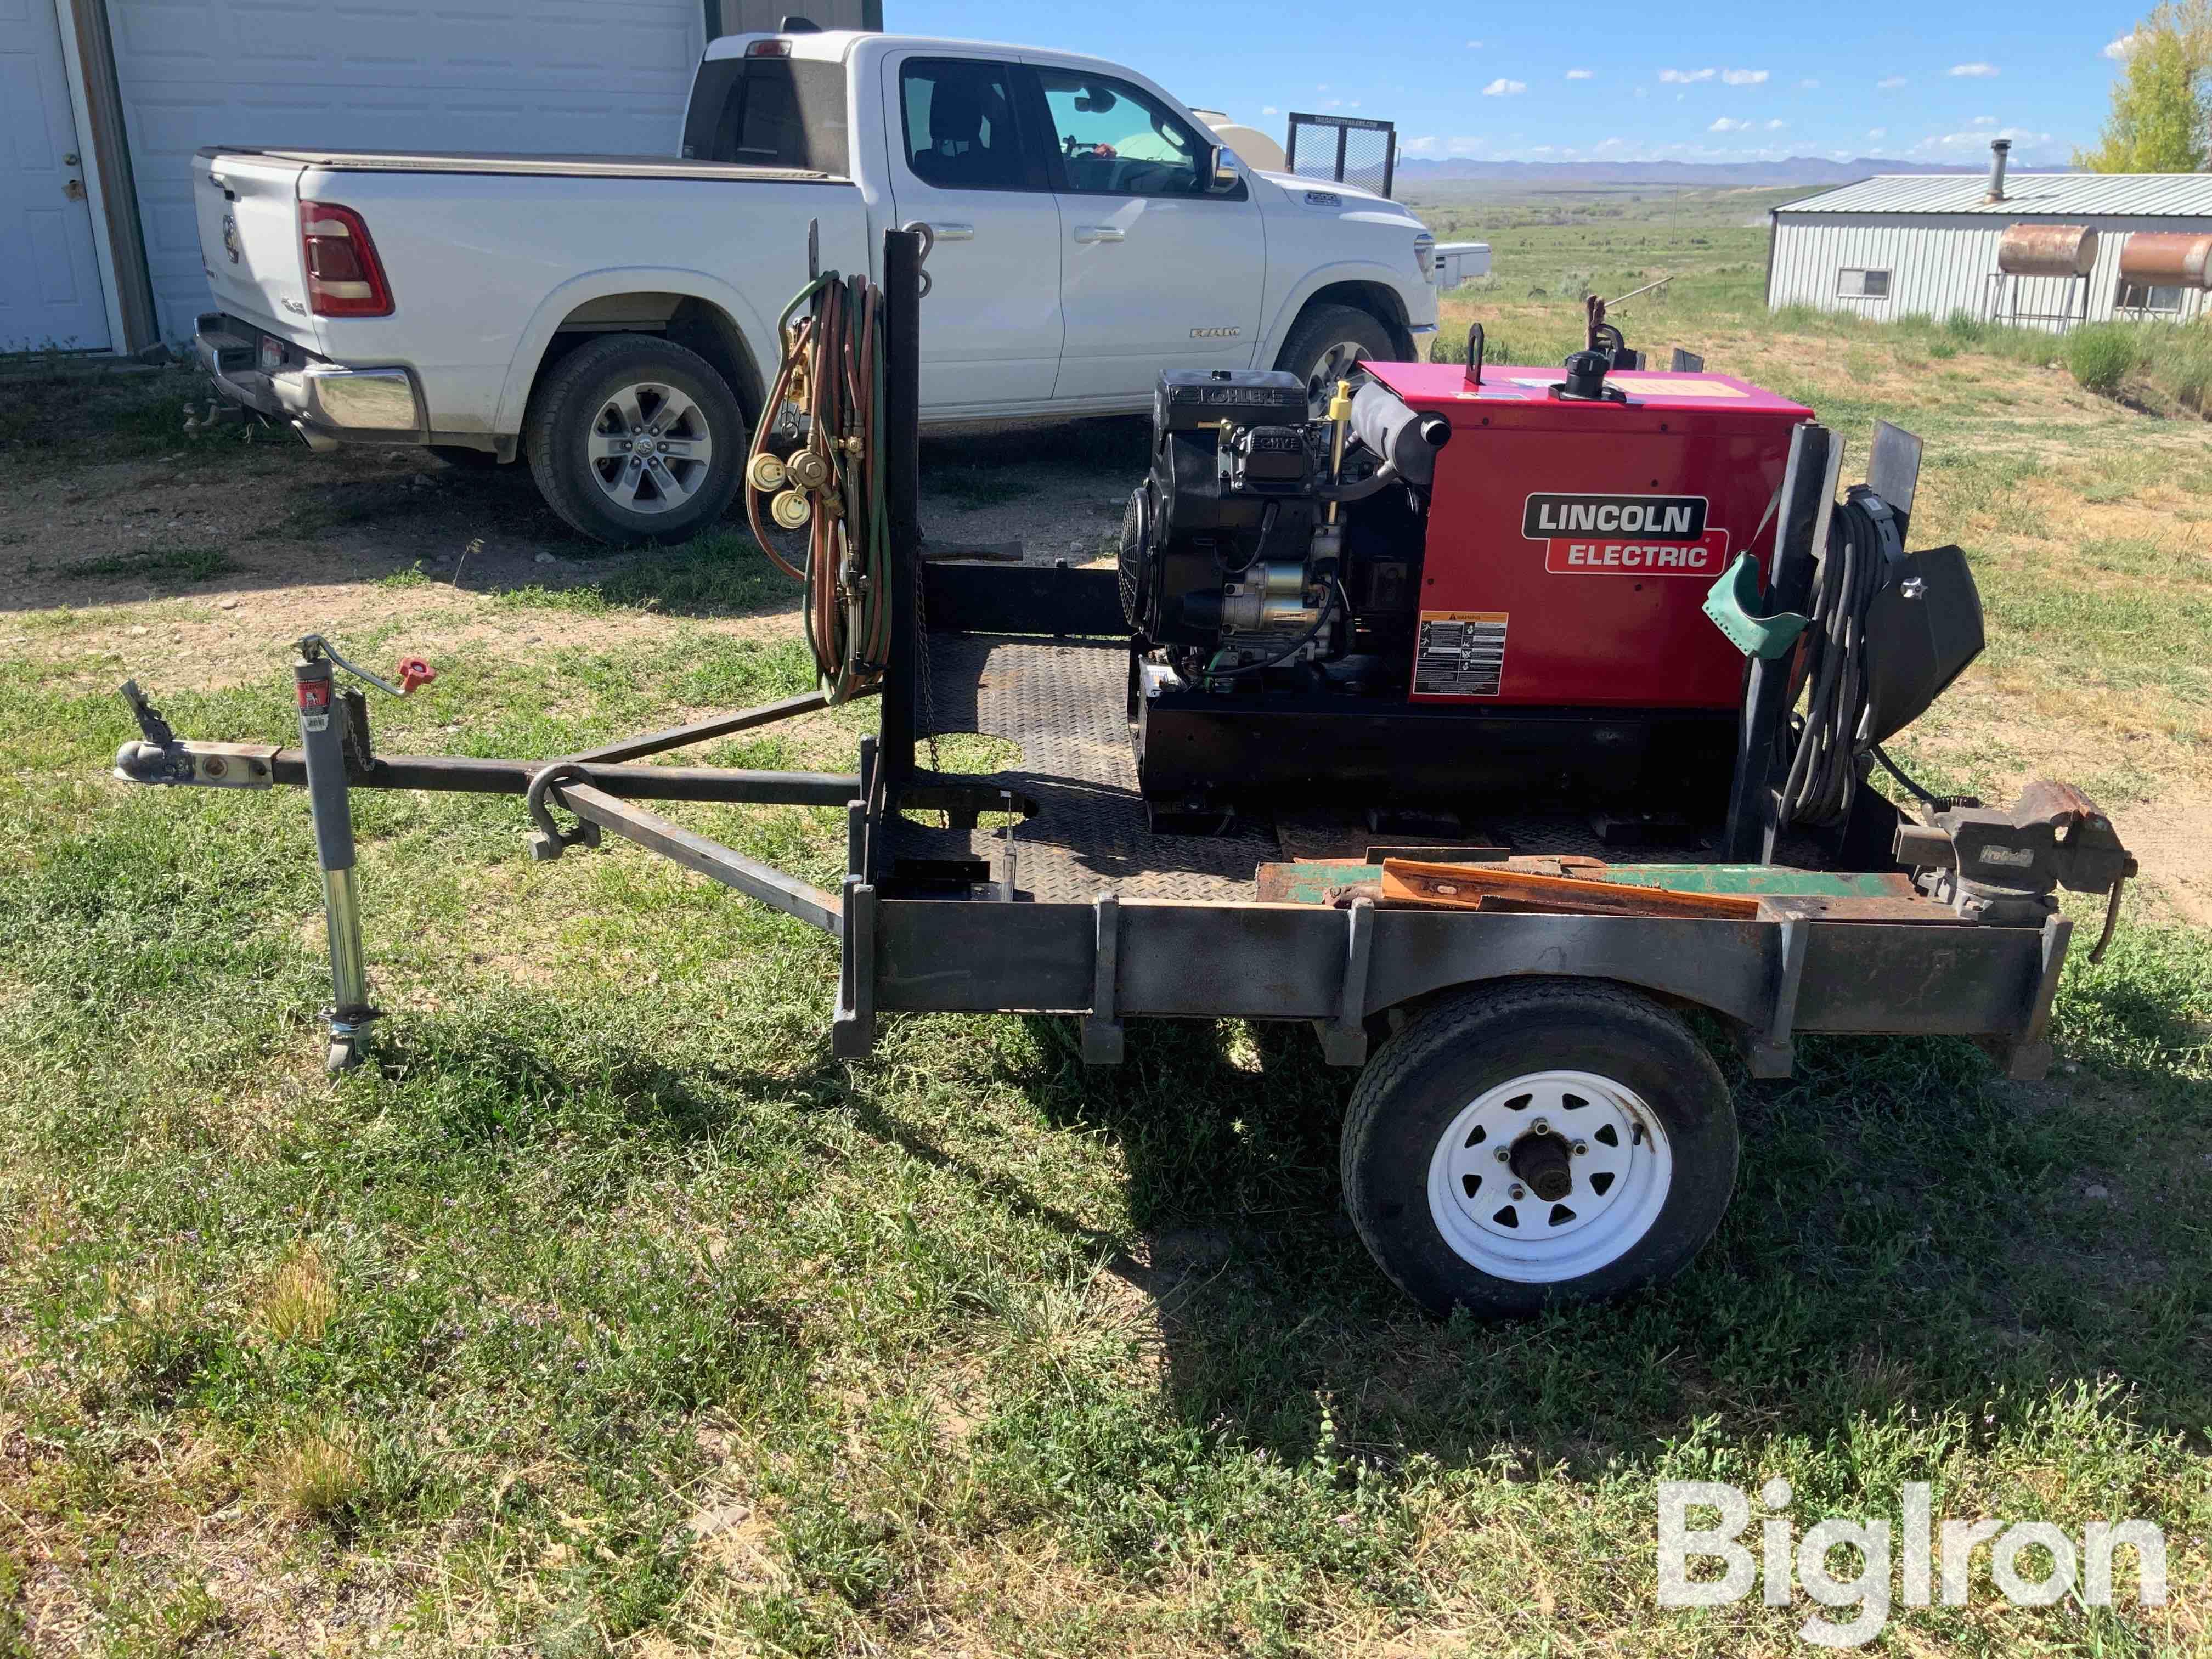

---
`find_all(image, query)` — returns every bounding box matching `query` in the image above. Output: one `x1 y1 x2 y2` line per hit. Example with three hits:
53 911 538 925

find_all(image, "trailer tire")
523 334 742 544
1342 981 1736 1316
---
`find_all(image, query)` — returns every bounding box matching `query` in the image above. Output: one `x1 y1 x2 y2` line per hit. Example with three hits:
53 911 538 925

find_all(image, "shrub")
2068 325 2140 397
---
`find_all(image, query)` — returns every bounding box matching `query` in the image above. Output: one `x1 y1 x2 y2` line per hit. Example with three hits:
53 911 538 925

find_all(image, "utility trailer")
112 232 2135 1316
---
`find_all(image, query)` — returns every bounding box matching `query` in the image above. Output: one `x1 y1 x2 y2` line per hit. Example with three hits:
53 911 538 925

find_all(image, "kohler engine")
1118 368 1451 690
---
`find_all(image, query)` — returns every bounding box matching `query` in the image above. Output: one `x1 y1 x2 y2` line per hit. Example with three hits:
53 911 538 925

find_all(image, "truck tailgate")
195 150 314 344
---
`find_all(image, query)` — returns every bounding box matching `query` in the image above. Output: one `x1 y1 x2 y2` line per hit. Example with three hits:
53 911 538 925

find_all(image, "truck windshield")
684 57 849 173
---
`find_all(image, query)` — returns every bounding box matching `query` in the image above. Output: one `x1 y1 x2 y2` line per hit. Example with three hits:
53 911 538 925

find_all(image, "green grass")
0 363 266 467
3 191 2211 1654
59 544 238 584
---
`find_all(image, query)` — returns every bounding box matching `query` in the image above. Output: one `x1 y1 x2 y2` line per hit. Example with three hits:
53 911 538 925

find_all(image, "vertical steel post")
1721 424 1836 863
294 648 375 1071
879 226 924 798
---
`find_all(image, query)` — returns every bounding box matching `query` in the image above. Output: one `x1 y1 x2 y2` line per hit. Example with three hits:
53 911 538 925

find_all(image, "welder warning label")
1523 491 1727 576
1413 611 1507 698
1544 528 1730 575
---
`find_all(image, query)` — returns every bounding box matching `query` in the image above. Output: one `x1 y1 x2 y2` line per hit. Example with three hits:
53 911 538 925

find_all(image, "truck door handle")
1071 225 1125 244
922 221 974 241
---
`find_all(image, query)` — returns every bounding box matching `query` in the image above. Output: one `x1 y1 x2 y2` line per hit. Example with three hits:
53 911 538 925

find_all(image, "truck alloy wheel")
1341 981 1738 1315
1274 303 1398 417
524 334 743 544
588 381 714 515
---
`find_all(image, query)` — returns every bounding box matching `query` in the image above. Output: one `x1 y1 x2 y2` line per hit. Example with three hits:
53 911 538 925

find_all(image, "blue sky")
890 1 2148 167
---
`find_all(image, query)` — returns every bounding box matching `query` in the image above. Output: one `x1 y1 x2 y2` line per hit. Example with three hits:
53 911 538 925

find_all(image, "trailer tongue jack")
110 227 2141 1317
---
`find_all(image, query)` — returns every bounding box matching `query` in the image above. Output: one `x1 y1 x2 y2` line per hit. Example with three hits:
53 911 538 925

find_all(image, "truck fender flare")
1259 262 1417 366
493 267 780 438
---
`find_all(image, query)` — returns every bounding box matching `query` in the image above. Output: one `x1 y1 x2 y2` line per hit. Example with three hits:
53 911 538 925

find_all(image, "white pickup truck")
191 27 1439 542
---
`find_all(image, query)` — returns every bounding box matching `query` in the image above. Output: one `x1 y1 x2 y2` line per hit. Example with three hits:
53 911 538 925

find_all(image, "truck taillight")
298 201 393 317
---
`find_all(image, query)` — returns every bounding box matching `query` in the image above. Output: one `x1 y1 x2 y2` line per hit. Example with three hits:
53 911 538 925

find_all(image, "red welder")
1119 323 1979 853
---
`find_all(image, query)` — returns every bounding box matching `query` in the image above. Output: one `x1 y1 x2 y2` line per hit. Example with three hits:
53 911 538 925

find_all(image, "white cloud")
1633 86 1648 98
1914 125 2050 153
1465 38 1482 48
2104 33 2136 59
1799 77 1821 88
1877 75 1908 89
1565 67 1594 79
1867 127 1886 138
1482 77 1527 96
1261 105 1278 115
1766 119 1787 129
1659 67 1717 83
1401 134 1438 155
1948 62 1999 77
1347 100 1361 108
1709 116 1750 132
1972 115 1996 126
1721 69 1769 85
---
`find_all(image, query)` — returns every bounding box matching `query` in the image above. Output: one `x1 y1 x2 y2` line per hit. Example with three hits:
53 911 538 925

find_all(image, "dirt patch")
2111 789 2212 927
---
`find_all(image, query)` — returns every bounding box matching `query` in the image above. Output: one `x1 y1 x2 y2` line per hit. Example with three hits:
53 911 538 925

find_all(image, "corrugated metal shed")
1768 172 2212 329
1775 173 2212 218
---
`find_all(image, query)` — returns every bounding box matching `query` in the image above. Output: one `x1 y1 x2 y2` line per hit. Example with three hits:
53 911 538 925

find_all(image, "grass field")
3 194 2212 1656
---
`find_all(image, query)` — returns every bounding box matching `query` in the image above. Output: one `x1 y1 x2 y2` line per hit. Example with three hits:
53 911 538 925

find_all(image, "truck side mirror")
1205 144 1240 193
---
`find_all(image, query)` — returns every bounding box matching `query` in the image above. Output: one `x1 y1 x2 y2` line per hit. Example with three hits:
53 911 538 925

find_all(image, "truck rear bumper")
195 312 428 450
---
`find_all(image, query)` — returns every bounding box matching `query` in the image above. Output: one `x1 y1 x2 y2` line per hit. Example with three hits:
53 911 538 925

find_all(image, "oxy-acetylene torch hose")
743 271 892 704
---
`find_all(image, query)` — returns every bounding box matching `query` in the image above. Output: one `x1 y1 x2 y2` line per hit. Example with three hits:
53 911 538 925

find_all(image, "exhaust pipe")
1985 138 2011 205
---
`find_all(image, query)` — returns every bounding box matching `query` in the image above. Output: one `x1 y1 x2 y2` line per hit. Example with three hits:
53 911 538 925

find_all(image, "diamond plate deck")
891 634 1277 901
889 632 1831 902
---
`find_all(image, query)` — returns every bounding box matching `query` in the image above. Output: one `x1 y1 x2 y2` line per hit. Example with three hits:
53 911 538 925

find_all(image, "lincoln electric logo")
1525 492 1729 576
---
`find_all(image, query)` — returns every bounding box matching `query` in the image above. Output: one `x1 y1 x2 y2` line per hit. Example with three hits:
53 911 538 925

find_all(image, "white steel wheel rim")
588 380 714 515
1425 1068 1673 1284
1305 340 1371 413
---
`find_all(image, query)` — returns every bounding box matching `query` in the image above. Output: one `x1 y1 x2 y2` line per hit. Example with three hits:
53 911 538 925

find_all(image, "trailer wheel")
1341 981 1737 1316
523 334 742 544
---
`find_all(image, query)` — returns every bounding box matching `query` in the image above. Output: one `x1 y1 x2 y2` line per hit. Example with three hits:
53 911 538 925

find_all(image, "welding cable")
1201 577 1350 679
1870 744 1980 814
1776 494 1888 826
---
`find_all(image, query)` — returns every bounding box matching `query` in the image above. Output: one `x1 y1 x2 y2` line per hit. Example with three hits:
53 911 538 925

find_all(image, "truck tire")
1274 303 1398 416
1341 980 1737 1317
523 334 743 544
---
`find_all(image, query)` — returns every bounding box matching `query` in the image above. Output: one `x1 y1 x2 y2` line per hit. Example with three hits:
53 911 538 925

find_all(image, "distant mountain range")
1394 156 2051 189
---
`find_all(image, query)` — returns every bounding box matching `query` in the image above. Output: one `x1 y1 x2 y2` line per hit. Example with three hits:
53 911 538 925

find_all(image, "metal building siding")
1769 211 2212 328
106 0 708 341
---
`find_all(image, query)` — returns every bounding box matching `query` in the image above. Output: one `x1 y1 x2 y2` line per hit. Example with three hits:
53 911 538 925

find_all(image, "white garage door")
108 0 706 341
2 0 111 351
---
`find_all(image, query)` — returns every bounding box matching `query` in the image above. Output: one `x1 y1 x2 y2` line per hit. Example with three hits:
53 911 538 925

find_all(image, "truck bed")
197 145 841 183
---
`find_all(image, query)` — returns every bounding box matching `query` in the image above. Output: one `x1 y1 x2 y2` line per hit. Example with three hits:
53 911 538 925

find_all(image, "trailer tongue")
109 230 2136 1316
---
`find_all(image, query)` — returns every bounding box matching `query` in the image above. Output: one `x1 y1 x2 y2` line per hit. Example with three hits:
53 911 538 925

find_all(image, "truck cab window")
1036 70 1210 197
899 60 1031 190
684 58 850 173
